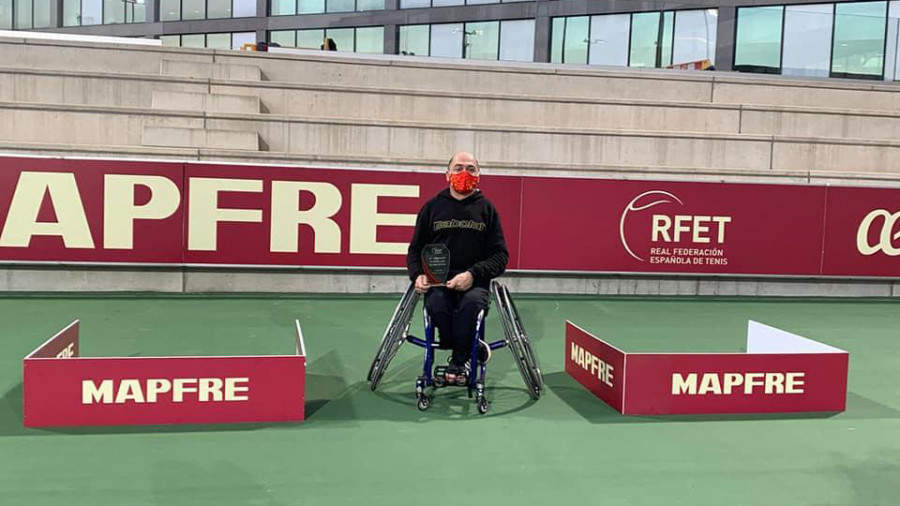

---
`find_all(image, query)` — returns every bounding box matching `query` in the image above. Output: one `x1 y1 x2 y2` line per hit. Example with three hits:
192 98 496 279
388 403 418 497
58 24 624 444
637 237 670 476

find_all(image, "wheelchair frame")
367 280 543 415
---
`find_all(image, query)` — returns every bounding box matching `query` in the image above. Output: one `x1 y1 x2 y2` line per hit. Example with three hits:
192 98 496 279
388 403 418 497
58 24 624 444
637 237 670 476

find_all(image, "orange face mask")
449 171 480 194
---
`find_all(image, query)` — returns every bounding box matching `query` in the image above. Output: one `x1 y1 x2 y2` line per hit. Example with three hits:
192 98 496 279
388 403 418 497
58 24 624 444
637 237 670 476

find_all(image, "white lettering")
270 181 342 254
224 377 250 401
672 372 806 396
172 378 198 402
115 379 146 404
104 175 180 249
0 172 94 248
672 373 698 395
188 178 263 251
349 184 419 255
82 379 114 404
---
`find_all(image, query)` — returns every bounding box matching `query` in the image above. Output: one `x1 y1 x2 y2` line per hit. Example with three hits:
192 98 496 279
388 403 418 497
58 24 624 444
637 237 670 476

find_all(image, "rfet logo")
857 209 900 256
619 190 733 266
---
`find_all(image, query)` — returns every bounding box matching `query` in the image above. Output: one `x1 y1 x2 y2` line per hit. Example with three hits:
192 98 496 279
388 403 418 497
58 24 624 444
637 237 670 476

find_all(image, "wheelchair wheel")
368 284 420 390
492 281 542 400
417 394 431 411
367 283 413 381
502 284 544 393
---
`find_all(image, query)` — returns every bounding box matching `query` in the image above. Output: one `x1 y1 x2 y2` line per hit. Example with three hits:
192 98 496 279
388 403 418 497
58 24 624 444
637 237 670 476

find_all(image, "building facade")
3 0 899 81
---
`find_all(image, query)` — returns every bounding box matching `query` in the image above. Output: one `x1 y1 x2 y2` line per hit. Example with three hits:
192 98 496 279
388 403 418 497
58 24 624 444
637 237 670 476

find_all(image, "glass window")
499 19 534 62
182 0 204 20
232 31 255 49
233 0 254 16
326 27 354 51
400 24 429 56
430 23 463 58
630 12 661 68
467 0 496 4
432 0 461 6
297 29 324 49
160 35 180 47
660 11 674 67
206 33 231 49
588 13 630 66
550 17 564 63
271 0 294 15
34 0 52 28
782 4 833 78
563 16 589 64
103 0 123 24
181 34 205 48
81 0 101 24
735 6 784 72
887 1 899 81
160 0 179 20
673 9 718 66
832 1 888 78
298 0 323 13
62 0 81 28
465 21 499 60
207 0 231 18
400 0 428 7
326 0 352 12
356 26 384 54
15 0 32 28
0 0 10 29
357 0 383 11
127 2 146 23
270 30 296 47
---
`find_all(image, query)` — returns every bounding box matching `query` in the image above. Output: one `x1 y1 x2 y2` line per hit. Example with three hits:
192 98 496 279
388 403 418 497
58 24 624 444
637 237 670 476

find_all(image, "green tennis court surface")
2 294 898 505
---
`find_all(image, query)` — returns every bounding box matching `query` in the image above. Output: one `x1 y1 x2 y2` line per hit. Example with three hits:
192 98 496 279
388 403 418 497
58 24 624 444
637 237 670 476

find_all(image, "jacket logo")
857 209 900 256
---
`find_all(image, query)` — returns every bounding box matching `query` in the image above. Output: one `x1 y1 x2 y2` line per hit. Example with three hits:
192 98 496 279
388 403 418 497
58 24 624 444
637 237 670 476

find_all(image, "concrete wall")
3 267 898 297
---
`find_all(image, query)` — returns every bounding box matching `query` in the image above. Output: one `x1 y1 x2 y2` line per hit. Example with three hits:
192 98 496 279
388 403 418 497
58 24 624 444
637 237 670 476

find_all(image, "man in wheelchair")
406 151 509 385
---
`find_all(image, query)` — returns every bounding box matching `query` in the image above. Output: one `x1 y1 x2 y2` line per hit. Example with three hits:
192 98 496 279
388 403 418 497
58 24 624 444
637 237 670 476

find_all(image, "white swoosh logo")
619 190 684 261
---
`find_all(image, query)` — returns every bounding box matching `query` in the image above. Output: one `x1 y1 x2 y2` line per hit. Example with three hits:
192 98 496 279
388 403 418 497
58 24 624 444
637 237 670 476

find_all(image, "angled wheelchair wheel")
502 284 544 393
367 283 414 382
368 283 420 391
492 281 542 400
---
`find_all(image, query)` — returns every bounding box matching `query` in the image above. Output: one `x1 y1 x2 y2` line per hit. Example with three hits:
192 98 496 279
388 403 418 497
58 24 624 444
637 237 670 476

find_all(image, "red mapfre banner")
822 186 900 277
0 155 898 277
23 320 307 427
565 322 625 412
565 321 849 416
519 178 827 274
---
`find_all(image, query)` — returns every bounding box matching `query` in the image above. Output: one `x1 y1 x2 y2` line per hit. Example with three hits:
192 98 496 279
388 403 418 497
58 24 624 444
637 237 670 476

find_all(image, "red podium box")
565 321 848 415
23 320 307 428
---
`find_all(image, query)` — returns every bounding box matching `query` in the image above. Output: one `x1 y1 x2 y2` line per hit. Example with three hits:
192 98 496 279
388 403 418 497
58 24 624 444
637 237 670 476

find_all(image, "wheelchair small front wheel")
417 394 431 411
477 397 489 415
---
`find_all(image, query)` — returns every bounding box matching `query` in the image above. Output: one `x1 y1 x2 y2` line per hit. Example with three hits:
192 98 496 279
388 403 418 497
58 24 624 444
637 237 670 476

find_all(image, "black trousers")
424 286 490 366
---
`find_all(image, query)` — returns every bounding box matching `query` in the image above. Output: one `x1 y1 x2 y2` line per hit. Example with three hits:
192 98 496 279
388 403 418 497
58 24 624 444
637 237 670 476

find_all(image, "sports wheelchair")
367 280 543 415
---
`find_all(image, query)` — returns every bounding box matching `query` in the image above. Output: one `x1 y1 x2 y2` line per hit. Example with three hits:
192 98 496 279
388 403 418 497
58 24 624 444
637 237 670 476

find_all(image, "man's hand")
414 274 431 294
446 271 474 291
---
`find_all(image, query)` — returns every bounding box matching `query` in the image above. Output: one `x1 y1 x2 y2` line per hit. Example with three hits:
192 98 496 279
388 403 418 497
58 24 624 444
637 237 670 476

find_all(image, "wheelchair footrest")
432 366 468 388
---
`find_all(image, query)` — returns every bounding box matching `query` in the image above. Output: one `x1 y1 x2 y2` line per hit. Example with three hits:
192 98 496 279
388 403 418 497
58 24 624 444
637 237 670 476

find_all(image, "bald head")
448 151 479 172
447 152 480 178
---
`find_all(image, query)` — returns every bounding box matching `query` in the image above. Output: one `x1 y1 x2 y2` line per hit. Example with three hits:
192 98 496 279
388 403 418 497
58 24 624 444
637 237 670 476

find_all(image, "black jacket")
407 188 509 287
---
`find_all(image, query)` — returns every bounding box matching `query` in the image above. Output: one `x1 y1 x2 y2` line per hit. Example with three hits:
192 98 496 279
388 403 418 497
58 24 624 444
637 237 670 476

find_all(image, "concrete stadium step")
142 126 259 150
160 59 262 81
239 82 900 141
3 101 900 174
218 51 900 111
2 67 897 143
150 91 261 114
5 139 900 187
